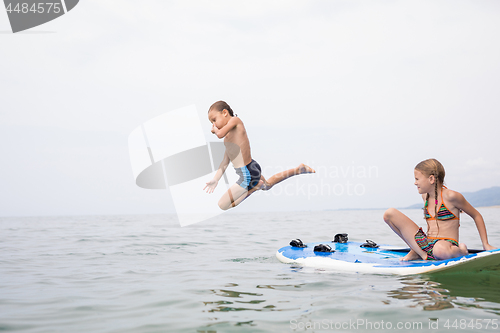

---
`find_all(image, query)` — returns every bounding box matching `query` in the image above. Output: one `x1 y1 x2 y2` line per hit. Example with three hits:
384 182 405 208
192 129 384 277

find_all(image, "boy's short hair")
209 101 234 116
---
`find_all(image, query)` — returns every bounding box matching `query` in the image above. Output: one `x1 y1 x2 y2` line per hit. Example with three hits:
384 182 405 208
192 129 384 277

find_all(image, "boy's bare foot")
298 163 316 174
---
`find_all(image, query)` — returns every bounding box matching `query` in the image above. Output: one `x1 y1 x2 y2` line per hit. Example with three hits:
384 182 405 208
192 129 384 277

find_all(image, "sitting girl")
383 158 496 261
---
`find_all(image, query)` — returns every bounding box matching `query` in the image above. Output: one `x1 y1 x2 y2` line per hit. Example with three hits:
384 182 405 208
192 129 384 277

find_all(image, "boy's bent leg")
230 179 266 207
383 208 428 260
264 163 315 190
218 184 248 210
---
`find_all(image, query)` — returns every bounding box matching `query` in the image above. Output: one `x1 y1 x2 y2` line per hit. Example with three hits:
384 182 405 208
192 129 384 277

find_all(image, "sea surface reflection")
388 271 500 312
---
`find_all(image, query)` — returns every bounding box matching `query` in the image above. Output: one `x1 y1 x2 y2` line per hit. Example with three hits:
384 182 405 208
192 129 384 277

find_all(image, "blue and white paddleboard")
276 241 500 275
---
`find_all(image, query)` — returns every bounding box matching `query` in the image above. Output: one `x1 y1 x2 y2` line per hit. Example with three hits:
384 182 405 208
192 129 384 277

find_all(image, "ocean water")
1 208 500 333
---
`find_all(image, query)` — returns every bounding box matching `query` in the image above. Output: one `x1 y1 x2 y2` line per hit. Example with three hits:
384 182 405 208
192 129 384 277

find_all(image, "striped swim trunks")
235 159 262 191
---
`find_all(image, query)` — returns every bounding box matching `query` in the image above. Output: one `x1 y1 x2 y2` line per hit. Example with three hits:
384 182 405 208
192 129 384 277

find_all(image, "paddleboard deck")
276 241 500 275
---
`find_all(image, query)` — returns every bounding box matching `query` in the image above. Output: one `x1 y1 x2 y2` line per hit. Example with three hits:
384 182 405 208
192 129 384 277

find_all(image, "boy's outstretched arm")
451 192 496 250
212 117 240 139
204 151 230 194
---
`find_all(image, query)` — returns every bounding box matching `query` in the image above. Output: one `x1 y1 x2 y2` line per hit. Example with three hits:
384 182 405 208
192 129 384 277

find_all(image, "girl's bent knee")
432 242 456 260
383 208 398 222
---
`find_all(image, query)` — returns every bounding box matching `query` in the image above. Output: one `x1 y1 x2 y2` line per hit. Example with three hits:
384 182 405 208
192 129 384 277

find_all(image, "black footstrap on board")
314 244 335 253
290 239 307 248
333 233 348 243
360 240 379 248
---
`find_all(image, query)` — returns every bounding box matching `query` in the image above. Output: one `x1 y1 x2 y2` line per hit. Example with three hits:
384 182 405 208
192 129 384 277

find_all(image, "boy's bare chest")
224 126 245 144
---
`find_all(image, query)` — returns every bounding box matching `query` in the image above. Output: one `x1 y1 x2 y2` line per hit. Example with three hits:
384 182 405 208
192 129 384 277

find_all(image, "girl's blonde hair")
415 158 445 187
415 158 446 232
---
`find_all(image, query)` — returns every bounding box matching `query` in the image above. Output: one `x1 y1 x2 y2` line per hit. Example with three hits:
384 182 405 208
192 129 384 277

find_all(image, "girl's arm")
449 191 496 250
212 117 240 139
204 151 230 193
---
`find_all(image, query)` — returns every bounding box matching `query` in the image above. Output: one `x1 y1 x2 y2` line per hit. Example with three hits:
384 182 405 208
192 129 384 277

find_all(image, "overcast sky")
1 0 500 218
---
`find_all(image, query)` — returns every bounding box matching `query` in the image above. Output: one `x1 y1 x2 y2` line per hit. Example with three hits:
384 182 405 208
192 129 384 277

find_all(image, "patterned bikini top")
424 188 459 221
